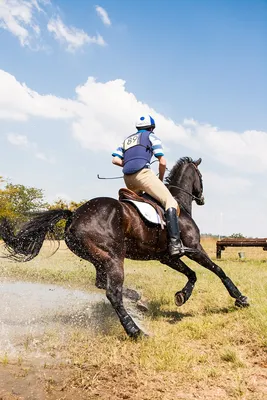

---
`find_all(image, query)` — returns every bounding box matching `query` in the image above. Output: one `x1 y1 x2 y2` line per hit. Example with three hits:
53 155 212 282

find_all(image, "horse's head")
191 158 205 206
165 157 205 208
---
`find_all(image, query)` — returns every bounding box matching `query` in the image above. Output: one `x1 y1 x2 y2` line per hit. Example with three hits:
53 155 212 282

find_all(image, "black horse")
0 157 249 338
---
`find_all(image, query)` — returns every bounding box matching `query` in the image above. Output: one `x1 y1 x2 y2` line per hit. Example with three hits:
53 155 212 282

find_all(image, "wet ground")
0 280 148 399
0 280 145 360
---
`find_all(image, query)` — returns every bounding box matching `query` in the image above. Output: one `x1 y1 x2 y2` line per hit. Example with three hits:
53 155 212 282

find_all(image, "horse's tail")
0 209 73 262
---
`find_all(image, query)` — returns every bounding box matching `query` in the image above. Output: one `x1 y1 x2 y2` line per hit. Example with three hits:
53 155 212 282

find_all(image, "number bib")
123 134 140 151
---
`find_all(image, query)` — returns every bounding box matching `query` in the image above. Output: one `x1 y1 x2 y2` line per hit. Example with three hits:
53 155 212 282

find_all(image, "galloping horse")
0 157 249 338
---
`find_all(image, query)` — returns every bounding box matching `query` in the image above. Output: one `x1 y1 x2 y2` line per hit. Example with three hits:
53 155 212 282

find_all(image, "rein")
167 184 203 202
97 159 204 203
97 175 203 203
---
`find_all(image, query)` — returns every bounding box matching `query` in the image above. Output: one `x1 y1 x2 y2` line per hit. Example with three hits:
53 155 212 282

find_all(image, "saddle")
118 188 166 228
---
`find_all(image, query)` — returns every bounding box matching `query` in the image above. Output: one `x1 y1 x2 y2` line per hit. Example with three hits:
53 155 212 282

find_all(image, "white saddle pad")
123 200 165 226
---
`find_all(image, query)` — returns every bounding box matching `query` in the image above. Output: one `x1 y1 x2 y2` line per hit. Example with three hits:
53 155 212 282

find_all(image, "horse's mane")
165 157 195 185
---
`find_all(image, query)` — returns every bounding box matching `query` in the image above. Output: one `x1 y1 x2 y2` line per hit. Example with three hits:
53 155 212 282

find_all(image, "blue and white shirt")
112 131 164 160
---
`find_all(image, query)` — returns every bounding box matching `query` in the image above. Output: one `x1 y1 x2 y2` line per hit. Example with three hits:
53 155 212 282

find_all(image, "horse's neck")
172 167 194 215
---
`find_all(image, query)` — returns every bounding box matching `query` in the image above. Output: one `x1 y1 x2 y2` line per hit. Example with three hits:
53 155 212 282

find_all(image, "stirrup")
168 240 185 257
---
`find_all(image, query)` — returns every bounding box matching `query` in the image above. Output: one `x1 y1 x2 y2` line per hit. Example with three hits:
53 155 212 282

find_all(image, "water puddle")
0 281 145 359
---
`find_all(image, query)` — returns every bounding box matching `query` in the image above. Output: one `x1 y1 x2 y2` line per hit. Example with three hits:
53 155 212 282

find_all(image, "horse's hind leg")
187 246 249 307
105 256 144 338
94 263 107 289
94 262 141 302
163 258 197 306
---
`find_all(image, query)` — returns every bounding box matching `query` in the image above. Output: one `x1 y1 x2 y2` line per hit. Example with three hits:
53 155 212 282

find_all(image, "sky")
0 0 266 237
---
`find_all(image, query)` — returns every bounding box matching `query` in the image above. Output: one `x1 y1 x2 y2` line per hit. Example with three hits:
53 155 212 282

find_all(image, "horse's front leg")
105 256 144 338
186 246 249 307
162 257 197 306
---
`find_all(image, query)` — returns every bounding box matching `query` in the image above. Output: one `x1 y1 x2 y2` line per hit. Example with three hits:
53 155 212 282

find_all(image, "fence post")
216 244 221 259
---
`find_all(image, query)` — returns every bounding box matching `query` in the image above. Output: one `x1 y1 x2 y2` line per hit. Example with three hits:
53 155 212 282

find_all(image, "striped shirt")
112 131 164 160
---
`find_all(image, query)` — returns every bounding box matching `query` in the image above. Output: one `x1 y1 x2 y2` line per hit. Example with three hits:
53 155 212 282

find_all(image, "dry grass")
0 237 266 399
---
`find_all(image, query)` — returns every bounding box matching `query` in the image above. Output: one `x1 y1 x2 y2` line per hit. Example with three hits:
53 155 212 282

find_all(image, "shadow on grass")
145 300 240 324
201 305 240 316
146 299 193 324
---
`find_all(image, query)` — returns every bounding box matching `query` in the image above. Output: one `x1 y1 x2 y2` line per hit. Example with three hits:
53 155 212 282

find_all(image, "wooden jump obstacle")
216 238 267 259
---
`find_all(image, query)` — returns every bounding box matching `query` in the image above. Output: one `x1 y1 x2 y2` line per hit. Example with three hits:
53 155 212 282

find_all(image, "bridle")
167 162 204 204
97 176 204 204
97 160 204 204
167 184 204 203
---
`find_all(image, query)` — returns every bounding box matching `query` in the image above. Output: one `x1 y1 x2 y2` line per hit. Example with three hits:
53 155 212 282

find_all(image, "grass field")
0 237 266 399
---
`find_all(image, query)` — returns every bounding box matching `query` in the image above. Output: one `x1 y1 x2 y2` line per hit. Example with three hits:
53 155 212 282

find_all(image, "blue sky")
0 0 266 237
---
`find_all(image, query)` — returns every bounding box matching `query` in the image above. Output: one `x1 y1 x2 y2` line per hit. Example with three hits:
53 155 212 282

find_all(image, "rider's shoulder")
149 132 162 141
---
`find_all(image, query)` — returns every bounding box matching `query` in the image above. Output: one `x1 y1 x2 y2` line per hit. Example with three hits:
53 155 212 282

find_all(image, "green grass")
0 238 266 399
0 242 96 288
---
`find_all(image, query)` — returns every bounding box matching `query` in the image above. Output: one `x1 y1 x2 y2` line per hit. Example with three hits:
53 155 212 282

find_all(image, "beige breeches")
123 168 177 210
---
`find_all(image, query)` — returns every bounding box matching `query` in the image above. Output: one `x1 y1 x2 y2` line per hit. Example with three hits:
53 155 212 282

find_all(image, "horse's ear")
194 158 202 166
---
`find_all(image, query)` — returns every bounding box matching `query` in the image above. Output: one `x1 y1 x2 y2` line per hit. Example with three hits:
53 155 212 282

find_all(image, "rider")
112 114 184 257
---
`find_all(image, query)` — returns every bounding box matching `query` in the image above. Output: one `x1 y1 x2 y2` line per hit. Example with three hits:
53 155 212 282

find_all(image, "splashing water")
0 281 146 360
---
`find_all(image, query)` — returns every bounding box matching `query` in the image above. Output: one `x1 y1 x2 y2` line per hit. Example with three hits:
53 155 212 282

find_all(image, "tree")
49 198 69 210
49 199 86 211
0 177 87 239
0 177 18 220
48 198 87 239
0 177 48 224
229 233 246 239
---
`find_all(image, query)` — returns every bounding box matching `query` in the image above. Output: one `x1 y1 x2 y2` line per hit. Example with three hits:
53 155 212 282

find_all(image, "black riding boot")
166 208 185 257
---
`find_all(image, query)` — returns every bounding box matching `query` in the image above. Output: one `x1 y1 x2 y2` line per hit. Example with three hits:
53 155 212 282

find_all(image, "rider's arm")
112 156 124 167
157 155 167 181
112 144 124 167
149 133 166 181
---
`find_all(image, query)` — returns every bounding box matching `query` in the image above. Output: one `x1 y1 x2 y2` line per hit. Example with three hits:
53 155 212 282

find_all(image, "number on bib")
123 134 140 150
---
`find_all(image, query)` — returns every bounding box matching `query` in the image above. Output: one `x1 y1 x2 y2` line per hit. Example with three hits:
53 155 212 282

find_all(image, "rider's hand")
158 156 167 181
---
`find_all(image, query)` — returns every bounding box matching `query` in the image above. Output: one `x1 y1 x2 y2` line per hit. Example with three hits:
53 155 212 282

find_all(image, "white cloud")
95 5 111 26
1 68 267 176
71 77 267 175
0 69 82 121
181 122 267 173
0 0 44 47
7 133 29 146
203 171 252 196
0 1 106 51
35 151 52 162
2 69 267 236
47 15 106 51
71 77 188 152
6 132 54 163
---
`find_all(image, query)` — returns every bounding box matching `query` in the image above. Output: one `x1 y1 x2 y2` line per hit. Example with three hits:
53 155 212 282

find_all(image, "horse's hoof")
235 296 250 308
123 288 141 302
175 291 185 307
129 329 148 340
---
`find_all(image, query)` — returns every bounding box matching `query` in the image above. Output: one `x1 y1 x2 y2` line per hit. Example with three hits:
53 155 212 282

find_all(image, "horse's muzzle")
196 195 205 206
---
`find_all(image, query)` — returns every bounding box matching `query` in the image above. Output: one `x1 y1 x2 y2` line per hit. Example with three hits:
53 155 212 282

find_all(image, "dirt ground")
0 351 267 400
0 240 266 400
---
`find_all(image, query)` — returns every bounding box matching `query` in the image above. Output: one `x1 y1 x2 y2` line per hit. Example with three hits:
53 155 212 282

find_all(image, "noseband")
167 184 204 204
